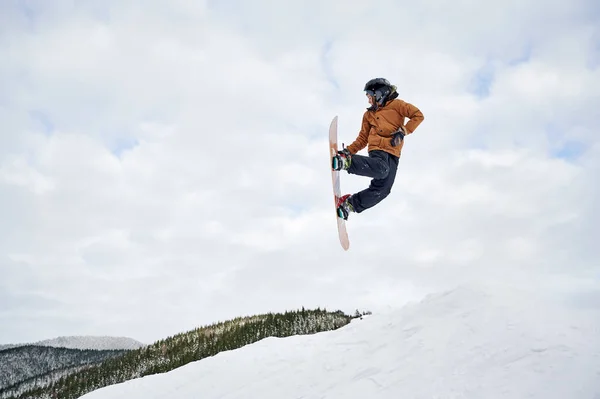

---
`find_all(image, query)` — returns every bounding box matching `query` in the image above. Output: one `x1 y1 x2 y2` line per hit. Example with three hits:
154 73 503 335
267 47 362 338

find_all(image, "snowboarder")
332 78 424 220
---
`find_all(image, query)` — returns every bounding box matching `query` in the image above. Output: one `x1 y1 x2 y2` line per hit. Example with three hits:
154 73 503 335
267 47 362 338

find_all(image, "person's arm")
393 99 424 134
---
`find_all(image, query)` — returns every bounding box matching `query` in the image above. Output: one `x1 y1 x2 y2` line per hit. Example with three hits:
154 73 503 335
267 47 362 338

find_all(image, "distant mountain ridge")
0 346 128 397
0 335 146 398
1 336 145 352
32 336 145 351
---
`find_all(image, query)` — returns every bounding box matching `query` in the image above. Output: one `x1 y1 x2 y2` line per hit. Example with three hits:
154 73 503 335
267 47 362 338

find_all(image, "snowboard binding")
332 146 352 171
336 194 354 220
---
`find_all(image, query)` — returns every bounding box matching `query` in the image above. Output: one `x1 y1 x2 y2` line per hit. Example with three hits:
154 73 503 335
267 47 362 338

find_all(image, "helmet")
364 78 397 106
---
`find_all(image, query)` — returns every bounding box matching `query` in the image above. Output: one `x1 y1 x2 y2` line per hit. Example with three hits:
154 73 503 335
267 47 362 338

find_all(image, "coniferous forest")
0 346 127 398
3 308 359 399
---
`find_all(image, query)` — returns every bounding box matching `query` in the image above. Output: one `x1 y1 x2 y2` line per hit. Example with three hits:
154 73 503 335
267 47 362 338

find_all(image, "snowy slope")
80 284 600 399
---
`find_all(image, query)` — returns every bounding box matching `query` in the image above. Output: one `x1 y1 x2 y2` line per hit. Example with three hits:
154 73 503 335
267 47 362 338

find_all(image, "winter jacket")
346 98 424 158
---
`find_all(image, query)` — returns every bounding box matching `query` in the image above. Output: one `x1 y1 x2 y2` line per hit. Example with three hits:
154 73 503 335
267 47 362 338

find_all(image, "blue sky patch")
552 140 586 161
29 110 54 134
587 31 600 70
110 136 139 157
320 40 339 91
18 1 35 20
468 61 495 99
507 42 532 67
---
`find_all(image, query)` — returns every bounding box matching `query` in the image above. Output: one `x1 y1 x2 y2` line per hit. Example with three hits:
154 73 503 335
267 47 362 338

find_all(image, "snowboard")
329 115 350 251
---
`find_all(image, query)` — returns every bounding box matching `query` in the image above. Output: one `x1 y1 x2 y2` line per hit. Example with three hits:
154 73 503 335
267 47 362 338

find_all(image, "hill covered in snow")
5 308 354 399
80 283 600 399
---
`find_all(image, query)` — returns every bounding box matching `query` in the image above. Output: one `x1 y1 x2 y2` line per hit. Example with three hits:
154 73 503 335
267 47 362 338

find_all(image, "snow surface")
1 336 145 351
80 283 600 399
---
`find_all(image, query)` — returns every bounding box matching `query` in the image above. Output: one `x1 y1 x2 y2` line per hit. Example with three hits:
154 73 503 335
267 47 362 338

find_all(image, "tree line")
9 307 357 399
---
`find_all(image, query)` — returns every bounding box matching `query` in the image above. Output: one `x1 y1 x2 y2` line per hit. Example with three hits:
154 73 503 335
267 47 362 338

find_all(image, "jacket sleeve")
393 100 424 134
346 113 370 154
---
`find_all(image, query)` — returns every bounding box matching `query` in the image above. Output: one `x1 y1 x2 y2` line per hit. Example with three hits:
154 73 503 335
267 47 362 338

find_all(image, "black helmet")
364 78 397 106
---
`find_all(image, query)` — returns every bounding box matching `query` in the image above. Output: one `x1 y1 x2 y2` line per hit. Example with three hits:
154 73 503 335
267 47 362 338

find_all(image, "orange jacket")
346 98 424 157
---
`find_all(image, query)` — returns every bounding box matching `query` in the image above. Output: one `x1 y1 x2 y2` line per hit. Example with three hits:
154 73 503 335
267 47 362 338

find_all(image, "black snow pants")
346 150 399 213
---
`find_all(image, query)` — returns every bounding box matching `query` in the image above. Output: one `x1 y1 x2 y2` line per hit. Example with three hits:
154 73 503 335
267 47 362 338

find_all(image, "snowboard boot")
336 194 354 220
332 151 351 171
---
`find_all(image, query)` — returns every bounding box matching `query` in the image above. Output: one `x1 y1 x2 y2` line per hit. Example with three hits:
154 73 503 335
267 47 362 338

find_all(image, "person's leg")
346 151 390 179
347 151 399 213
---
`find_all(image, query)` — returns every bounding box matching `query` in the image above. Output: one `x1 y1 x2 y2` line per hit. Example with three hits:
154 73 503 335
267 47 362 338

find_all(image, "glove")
390 127 406 147
338 148 351 157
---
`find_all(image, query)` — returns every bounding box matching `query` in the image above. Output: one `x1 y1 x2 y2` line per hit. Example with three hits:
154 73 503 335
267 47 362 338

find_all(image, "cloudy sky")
1 0 599 345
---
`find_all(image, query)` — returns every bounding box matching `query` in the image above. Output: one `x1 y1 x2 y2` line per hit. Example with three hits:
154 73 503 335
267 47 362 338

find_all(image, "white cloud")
1 0 599 344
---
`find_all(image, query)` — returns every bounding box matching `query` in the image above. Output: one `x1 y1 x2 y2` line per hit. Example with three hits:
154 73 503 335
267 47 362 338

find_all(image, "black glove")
391 128 405 147
338 148 351 157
